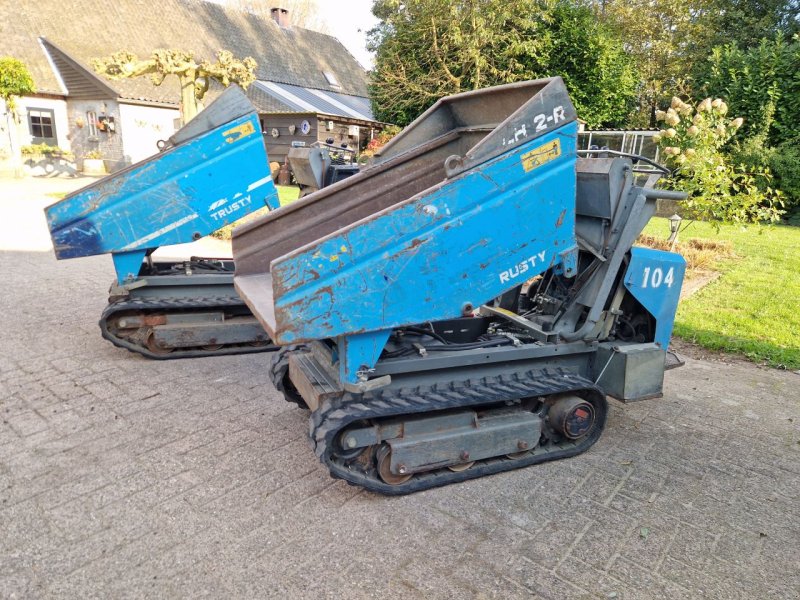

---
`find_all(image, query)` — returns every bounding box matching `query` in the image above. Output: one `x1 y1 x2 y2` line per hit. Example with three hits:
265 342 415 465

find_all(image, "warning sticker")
521 138 561 172
223 121 256 144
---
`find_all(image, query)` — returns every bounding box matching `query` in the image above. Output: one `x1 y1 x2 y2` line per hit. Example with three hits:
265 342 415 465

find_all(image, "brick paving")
1 178 799 598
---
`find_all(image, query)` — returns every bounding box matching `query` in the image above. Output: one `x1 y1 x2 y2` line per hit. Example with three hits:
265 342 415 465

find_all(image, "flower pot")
82 158 106 176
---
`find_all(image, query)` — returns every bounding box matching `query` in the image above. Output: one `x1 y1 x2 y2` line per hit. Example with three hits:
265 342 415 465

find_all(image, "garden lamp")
668 213 682 249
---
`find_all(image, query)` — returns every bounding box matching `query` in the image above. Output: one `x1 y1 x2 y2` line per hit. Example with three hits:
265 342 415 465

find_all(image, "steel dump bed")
233 78 580 347
45 86 278 283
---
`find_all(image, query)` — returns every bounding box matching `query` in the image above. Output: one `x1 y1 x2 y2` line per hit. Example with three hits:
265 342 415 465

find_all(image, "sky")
315 0 379 69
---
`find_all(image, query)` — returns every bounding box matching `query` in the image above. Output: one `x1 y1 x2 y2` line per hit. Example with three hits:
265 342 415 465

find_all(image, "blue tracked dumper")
232 78 687 494
44 87 282 358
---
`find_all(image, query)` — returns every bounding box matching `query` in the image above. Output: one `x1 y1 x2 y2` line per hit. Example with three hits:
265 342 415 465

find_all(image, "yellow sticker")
521 138 561 172
223 121 256 144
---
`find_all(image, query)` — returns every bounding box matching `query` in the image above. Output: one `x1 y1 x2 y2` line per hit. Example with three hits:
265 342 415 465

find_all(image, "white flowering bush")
654 96 783 224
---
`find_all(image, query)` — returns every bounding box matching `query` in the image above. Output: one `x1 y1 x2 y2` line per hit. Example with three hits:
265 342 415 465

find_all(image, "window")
28 108 57 145
322 71 340 88
86 111 97 137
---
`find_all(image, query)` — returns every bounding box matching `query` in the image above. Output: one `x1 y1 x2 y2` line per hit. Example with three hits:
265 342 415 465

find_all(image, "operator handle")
578 149 669 175
641 188 688 201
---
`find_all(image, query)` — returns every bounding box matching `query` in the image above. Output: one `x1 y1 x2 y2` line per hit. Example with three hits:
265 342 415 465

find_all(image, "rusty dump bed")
232 78 579 344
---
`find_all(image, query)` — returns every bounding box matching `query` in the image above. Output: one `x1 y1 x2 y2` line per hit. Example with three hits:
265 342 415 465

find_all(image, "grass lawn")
644 217 800 369
277 184 300 206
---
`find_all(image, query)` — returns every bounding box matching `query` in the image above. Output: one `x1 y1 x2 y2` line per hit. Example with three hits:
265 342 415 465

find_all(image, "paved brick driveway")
1 178 799 598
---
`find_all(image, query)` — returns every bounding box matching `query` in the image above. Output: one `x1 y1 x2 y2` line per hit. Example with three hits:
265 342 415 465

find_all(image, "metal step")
234 273 277 339
287 350 342 411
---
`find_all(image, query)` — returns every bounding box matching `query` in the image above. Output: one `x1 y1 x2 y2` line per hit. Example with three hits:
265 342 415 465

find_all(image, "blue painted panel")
271 122 579 345
46 113 277 272
338 330 392 384
624 247 686 348
111 250 147 283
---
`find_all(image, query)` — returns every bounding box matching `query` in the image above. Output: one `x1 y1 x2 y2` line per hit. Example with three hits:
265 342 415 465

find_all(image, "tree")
595 0 799 125
544 2 638 126
368 0 637 127
0 56 35 118
92 49 257 124
703 0 799 51
0 57 35 171
597 0 717 127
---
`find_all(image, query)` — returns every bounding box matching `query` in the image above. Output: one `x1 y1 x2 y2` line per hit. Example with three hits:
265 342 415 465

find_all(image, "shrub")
359 125 401 162
730 124 800 215
768 142 800 213
21 143 73 159
653 96 783 224
705 36 800 147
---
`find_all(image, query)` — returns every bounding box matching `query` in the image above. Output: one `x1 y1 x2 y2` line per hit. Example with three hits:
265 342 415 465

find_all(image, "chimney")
270 7 290 27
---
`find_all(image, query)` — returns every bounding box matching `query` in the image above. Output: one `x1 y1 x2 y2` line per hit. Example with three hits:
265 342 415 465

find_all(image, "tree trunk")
3 99 24 177
179 72 199 124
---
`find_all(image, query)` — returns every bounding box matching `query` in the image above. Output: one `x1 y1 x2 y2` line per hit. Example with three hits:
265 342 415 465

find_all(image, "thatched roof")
0 0 369 105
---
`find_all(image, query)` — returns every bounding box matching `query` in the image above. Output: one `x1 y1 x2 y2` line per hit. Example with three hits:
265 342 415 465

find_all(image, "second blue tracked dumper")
44 87 282 358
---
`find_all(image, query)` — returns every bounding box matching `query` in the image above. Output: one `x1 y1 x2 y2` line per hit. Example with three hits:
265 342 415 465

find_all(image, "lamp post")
668 213 682 251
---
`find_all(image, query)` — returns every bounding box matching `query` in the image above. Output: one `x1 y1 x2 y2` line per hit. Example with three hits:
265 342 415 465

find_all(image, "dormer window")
323 71 340 89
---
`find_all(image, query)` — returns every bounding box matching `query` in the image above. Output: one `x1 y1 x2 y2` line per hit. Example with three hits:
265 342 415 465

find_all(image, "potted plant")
82 150 106 175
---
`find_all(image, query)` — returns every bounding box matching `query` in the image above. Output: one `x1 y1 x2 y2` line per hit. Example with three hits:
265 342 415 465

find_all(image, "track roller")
548 395 596 439
376 444 413 485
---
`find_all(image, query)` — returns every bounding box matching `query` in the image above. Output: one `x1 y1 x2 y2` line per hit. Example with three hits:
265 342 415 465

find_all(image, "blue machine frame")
624 247 686 348
45 87 279 284
232 78 687 387
274 125 580 383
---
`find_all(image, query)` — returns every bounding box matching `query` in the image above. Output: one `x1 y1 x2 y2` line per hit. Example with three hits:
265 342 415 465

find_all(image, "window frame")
86 110 98 137
322 71 341 88
27 107 57 146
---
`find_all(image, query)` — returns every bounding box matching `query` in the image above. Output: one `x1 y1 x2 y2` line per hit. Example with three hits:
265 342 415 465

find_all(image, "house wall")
66 98 125 171
17 96 70 150
65 100 178 172
118 103 180 164
259 113 318 165
0 96 76 177
316 118 365 152
259 113 379 165
1 97 176 175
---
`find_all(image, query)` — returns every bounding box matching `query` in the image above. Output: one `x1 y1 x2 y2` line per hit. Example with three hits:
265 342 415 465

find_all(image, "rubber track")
310 367 607 495
100 295 277 359
269 345 309 409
